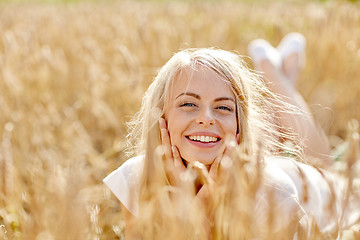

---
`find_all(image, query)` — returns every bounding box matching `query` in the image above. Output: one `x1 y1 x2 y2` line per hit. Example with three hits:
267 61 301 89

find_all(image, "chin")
184 156 215 167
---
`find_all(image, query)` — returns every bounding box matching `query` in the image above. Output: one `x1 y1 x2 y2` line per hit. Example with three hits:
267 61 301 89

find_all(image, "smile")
187 135 220 143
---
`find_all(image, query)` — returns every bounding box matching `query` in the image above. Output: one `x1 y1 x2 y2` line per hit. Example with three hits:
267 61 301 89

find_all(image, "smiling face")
165 65 239 166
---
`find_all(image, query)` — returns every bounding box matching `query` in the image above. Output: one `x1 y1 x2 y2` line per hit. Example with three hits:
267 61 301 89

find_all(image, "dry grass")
0 1 359 239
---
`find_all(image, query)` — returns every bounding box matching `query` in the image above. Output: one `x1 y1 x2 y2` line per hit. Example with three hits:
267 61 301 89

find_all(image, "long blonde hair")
125 48 302 237
127 48 297 163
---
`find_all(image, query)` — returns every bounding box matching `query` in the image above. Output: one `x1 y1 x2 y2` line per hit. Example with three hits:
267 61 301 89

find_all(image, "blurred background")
0 0 359 239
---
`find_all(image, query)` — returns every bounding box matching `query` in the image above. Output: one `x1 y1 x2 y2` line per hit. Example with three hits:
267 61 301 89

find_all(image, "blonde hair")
127 48 297 162
126 47 303 217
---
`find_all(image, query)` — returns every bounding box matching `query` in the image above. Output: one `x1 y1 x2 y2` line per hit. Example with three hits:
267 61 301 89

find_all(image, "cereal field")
0 1 359 239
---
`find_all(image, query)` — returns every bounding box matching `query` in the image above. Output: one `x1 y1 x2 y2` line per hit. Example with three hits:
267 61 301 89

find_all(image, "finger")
223 140 236 158
221 141 235 168
209 142 227 178
209 140 236 178
167 146 186 187
159 118 186 187
172 145 186 171
159 118 173 161
209 154 222 178
196 184 210 203
159 117 167 129
190 161 214 186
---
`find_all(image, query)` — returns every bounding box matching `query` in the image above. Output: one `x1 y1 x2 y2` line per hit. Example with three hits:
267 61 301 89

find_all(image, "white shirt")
103 156 359 234
103 155 144 216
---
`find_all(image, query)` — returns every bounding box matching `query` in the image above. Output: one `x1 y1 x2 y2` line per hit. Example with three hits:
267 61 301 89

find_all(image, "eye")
180 102 197 107
216 105 233 112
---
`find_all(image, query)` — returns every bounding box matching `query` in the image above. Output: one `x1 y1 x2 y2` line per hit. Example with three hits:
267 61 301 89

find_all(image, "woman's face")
165 65 239 166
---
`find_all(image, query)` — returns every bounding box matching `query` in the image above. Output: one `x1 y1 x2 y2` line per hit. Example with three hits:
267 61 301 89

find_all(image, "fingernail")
171 146 178 155
160 128 166 137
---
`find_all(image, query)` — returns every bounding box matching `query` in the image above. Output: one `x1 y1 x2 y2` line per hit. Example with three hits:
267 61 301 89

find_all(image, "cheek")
223 117 239 139
166 112 182 142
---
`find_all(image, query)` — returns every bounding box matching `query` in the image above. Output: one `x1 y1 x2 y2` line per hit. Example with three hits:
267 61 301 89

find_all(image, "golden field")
0 1 359 239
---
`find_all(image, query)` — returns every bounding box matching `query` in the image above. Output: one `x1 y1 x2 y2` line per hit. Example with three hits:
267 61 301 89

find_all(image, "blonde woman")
104 36 359 239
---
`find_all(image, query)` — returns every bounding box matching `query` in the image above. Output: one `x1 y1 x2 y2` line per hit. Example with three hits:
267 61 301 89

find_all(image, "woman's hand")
194 140 235 203
159 118 187 188
159 117 236 194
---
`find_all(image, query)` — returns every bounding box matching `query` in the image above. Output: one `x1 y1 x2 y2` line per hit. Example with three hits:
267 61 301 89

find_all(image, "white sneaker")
277 32 306 69
248 39 282 70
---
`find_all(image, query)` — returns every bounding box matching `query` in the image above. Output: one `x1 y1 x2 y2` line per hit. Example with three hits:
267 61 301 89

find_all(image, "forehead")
169 65 234 99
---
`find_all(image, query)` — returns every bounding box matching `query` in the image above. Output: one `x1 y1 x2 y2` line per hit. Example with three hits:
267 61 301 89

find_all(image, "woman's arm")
121 203 138 240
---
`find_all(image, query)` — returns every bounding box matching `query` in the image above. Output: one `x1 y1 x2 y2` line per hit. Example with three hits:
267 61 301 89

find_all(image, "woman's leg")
248 34 333 167
277 32 306 86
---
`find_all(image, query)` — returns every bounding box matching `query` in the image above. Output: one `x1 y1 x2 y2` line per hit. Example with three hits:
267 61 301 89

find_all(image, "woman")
104 34 359 239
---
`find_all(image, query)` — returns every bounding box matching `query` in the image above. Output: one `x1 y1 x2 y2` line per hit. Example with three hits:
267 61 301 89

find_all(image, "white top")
103 155 144 216
103 156 358 234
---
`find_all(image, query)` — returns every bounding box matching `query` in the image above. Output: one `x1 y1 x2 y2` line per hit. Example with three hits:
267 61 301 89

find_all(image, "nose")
196 107 215 126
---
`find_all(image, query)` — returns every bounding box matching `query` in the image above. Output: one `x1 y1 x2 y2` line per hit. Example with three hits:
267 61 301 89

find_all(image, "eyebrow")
214 97 235 103
175 92 235 103
175 92 200 99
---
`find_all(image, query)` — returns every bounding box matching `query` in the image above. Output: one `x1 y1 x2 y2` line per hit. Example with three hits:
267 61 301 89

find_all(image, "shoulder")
103 156 144 216
104 155 144 187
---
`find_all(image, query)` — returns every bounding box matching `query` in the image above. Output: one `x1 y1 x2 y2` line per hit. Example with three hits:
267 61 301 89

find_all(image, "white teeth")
188 135 218 143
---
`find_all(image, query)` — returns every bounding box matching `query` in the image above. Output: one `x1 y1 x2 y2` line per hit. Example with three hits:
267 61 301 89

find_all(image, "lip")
185 131 221 148
187 131 221 138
